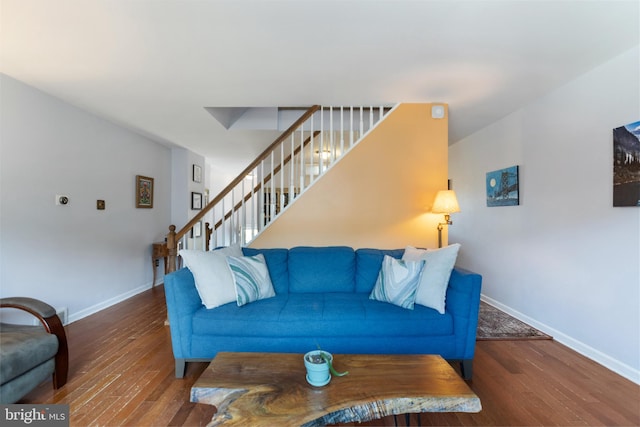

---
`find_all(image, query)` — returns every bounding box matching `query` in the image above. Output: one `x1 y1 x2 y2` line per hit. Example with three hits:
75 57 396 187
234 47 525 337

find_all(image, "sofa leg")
460 359 473 380
175 359 186 378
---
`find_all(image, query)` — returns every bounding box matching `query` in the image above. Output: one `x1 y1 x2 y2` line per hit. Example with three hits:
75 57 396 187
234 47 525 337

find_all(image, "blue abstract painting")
486 166 519 207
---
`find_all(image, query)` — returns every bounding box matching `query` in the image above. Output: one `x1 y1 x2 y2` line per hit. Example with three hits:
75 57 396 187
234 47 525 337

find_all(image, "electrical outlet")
55 195 70 205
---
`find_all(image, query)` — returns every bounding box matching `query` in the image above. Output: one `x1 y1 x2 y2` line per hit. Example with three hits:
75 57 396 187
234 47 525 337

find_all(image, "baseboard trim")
67 282 155 325
480 294 640 385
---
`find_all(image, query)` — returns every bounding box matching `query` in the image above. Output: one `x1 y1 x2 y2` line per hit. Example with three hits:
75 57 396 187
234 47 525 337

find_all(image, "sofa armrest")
163 268 202 359
445 267 482 359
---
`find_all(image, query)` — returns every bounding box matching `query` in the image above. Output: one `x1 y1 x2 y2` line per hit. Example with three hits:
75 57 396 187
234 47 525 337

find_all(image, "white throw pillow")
226 254 276 306
179 244 243 309
402 244 460 314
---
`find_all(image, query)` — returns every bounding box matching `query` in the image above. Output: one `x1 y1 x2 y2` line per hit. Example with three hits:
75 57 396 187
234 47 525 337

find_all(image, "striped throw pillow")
369 255 425 309
227 254 276 306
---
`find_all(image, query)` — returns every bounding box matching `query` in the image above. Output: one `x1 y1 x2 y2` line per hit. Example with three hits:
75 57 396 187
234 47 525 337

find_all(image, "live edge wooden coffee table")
191 352 481 427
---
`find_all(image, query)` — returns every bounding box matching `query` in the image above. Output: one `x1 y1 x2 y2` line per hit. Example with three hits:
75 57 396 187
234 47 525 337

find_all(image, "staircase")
166 105 395 272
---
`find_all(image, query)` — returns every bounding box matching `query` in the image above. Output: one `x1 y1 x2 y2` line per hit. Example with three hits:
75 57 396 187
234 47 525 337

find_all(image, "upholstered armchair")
0 297 68 403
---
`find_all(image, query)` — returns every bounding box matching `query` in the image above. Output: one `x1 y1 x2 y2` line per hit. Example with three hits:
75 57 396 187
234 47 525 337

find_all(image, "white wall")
449 47 640 383
0 74 172 323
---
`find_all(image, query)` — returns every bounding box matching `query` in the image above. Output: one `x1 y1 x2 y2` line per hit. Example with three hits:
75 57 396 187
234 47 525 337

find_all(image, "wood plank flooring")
20 286 640 426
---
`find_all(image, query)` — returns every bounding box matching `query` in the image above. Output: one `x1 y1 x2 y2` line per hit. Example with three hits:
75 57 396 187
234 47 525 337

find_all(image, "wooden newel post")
205 222 212 251
167 225 177 273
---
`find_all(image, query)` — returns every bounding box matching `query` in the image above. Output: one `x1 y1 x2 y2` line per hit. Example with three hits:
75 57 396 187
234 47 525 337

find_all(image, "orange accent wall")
250 103 449 249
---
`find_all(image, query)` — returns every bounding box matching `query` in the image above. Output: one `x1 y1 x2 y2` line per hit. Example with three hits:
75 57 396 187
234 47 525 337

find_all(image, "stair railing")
166 105 393 272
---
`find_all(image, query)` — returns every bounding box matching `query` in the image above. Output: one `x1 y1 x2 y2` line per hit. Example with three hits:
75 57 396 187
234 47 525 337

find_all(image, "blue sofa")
164 246 482 379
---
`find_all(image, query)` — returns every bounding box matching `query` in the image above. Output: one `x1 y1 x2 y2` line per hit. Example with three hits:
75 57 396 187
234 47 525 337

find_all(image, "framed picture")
136 175 154 208
613 120 640 207
191 192 203 210
486 166 519 207
193 164 202 183
191 221 202 238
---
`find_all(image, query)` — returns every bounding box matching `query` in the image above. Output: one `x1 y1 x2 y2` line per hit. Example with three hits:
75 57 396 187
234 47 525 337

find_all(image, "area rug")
476 301 552 340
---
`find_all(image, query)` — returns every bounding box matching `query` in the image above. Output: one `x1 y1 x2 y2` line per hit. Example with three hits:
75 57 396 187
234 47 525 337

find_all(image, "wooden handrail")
166 105 321 272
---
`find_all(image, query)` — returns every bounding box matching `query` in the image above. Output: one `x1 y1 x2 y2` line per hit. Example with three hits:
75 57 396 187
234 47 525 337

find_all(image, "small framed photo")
191 221 202 238
191 192 203 210
193 164 202 183
136 175 154 208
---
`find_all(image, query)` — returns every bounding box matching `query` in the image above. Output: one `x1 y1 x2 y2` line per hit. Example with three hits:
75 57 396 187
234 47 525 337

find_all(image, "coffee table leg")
393 413 422 426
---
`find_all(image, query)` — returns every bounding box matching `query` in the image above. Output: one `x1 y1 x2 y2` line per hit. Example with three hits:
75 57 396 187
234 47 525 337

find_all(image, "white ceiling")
2 0 638 177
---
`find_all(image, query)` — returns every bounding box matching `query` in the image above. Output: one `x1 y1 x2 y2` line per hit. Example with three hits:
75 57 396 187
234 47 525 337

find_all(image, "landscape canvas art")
613 120 640 207
486 166 519 207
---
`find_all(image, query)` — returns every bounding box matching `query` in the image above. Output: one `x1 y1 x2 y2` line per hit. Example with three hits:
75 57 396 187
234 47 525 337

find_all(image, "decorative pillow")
227 254 276 306
402 244 460 314
178 244 243 309
369 255 425 310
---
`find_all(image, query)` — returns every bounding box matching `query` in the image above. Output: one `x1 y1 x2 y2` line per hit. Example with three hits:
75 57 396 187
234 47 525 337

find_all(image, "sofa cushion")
227 254 276 306
191 293 453 338
288 246 355 293
0 324 58 385
355 248 405 293
369 255 424 309
242 248 289 294
179 245 243 309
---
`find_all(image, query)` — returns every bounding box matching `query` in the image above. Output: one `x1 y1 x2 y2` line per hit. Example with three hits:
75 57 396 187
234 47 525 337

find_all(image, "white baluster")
241 179 246 245
340 106 344 158
290 133 295 205
201 223 206 251
318 107 323 177
350 107 354 147
280 141 284 213
329 106 334 164
369 106 374 130
250 170 255 241
221 198 226 246
310 113 315 182
259 161 265 231
270 152 275 224
299 121 305 192
230 191 235 245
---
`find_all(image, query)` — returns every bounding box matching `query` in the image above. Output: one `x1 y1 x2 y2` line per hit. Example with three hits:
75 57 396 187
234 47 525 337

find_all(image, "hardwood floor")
21 286 640 426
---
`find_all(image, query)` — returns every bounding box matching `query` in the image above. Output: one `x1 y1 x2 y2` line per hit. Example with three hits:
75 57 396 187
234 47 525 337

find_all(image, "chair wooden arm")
0 297 68 388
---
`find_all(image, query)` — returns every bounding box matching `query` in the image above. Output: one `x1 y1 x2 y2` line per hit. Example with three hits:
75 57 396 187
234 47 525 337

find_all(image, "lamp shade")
432 190 460 214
